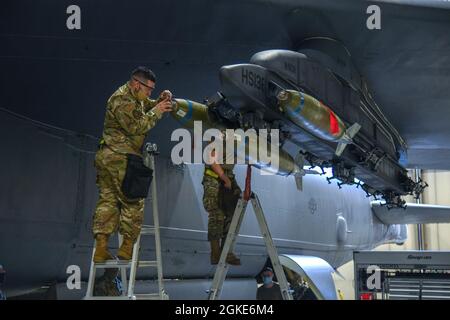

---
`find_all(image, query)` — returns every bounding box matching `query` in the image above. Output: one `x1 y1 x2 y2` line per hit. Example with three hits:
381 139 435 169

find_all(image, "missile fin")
335 122 361 156
335 142 347 157
295 174 303 191
294 152 305 168
346 122 361 140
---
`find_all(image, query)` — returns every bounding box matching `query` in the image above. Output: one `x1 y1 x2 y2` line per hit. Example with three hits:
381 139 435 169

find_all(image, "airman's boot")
210 240 221 265
226 253 241 266
93 234 114 263
117 237 134 260
221 237 241 265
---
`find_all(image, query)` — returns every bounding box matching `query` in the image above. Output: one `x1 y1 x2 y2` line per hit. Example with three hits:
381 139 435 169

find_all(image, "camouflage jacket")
102 83 163 156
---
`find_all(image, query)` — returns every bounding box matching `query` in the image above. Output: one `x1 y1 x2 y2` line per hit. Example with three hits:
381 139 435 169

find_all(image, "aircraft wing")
371 201 450 224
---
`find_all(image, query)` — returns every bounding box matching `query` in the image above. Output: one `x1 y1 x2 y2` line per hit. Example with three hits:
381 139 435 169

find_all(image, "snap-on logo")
407 255 432 260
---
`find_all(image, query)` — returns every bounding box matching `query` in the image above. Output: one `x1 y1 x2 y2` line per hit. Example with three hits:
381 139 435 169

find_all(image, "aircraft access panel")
354 251 450 300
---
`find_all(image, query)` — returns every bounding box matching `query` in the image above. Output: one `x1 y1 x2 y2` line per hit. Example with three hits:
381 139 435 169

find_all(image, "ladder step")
141 226 156 235
94 260 131 269
133 293 162 300
138 260 158 268
84 296 132 300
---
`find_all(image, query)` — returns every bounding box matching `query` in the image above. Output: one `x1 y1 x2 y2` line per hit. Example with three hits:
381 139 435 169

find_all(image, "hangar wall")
332 170 450 300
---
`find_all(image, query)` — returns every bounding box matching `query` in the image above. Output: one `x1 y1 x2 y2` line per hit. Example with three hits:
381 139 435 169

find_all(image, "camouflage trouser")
202 173 241 241
92 146 144 242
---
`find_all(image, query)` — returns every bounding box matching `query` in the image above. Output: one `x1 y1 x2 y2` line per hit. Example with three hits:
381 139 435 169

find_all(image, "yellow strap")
98 138 106 148
205 168 219 179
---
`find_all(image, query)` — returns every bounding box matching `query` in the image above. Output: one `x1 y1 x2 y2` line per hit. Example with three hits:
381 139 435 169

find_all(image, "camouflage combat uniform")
92 83 163 241
202 162 242 241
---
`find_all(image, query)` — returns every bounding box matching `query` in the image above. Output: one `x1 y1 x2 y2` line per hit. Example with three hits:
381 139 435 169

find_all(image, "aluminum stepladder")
207 165 293 300
84 142 168 300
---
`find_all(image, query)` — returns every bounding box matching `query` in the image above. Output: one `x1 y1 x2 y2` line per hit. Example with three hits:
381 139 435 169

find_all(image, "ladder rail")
208 192 293 300
149 154 165 298
120 264 128 296
251 194 293 300
85 241 97 299
118 234 128 296
127 235 141 298
208 199 248 300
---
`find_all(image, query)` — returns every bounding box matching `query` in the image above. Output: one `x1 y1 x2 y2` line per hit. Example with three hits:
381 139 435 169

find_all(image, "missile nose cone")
277 90 289 101
170 98 209 129
170 99 188 122
171 100 179 112
169 101 180 119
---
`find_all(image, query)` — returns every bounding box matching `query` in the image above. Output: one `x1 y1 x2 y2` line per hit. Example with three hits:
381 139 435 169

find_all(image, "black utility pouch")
121 154 153 199
220 184 240 214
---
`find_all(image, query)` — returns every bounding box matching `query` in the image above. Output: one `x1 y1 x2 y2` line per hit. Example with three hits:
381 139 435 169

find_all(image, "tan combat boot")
117 237 134 260
222 237 241 266
93 234 114 263
226 253 241 266
210 240 221 265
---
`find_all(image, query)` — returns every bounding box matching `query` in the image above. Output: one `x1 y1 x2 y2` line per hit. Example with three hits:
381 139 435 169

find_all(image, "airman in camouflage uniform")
92 67 173 263
202 133 242 265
